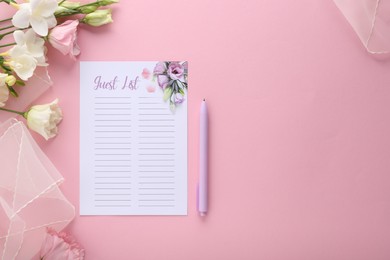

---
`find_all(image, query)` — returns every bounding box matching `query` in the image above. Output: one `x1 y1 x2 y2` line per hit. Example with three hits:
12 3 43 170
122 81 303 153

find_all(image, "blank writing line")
95 131 132 133
95 137 131 139
138 154 174 156
95 205 132 207
139 199 175 201
139 193 174 195
139 136 174 138
138 205 174 207
139 148 174 150
95 108 132 110
95 194 131 196
95 159 131 161
138 108 165 110
95 182 132 184
95 177 132 179
95 165 131 167
139 176 174 178
95 148 131 150
95 171 131 173
95 143 132 145
138 143 174 145
95 97 132 99
95 154 131 156
94 148 131 150
95 188 132 190
139 188 174 190
95 114 132 116
139 165 174 167
138 159 174 161
139 182 174 184
95 120 132 122
95 125 132 127
95 199 132 201
95 103 131 105
139 171 174 173
138 131 175 133
138 119 174 122
139 114 172 116
139 125 174 127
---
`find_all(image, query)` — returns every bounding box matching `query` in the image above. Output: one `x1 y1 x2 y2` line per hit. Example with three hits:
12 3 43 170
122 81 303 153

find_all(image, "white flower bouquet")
0 0 118 140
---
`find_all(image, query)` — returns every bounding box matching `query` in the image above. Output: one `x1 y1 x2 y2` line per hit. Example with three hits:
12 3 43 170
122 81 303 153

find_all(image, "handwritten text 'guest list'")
80 62 187 215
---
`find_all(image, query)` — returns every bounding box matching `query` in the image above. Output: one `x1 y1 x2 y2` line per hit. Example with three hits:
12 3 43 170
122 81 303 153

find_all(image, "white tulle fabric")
334 0 390 55
0 67 52 123
0 119 74 259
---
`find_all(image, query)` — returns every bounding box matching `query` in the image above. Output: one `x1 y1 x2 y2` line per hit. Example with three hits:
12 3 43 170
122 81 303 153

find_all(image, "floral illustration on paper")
153 61 188 112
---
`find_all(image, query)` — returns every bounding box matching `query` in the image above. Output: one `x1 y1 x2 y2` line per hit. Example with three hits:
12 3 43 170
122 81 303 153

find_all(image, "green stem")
58 0 66 5
0 29 16 40
0 17 12 23
0 107 25 117
0 0 16 5
0 42 16 48
0 25 14 32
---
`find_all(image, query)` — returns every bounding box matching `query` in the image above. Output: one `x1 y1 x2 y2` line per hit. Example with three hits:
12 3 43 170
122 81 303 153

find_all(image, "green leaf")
163 87 173 102
178 88 185 95
15 80 25 86
8 86 18 98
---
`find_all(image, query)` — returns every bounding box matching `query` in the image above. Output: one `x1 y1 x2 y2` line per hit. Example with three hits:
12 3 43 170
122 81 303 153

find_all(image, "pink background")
8 0 390 259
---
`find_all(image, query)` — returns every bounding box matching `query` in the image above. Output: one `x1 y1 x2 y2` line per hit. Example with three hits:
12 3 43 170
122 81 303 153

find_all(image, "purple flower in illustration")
157 74 169 89
167 62 185 81
173 93 185 104
152 61 188 112
153 62 167 75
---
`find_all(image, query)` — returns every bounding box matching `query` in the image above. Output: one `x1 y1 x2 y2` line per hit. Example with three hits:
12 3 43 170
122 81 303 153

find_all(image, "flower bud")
82 9 113 27
98 0 119 6
61 1 80 8
55 6 76 16
79 5 98 14
55 1 80 15
5 75 16 86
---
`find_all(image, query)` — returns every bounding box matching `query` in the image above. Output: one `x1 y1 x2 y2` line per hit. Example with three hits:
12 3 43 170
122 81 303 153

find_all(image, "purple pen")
198 99 208 217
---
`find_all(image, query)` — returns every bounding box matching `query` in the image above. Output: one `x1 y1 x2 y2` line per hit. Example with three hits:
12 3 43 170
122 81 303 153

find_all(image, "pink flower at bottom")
48 20 80 60
40 228 85 260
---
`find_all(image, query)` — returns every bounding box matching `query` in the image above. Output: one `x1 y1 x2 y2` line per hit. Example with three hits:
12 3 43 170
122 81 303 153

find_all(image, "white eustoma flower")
13 29 47 65
12 0 58 36
0 73 10 107
26 99 63 140
7 45 38 81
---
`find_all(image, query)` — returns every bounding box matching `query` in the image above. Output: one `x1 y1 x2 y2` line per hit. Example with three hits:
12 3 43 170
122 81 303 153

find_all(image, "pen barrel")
199 101 208 214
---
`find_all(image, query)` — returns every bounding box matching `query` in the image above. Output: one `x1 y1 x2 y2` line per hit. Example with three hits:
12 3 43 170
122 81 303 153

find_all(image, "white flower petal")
27 98 62 140
13 30 26 45
30 16 48 36
40 0 58 16
0 84 10 107
12 8 30 28
30 0 41 10
45 15 57 29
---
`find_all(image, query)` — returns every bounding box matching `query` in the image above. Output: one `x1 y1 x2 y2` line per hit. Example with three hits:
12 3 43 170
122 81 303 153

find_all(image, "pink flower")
157 74 169 89
40 228 85 260
167 62 185 81
141 68 151 79
48 20 80 60
153 62 167 75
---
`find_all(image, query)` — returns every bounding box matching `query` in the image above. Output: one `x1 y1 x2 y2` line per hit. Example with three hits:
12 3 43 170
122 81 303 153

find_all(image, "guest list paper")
80 61 187 215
